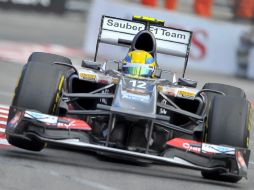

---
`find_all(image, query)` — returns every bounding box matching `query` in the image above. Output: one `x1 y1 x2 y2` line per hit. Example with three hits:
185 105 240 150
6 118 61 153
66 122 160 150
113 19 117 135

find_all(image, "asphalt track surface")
0 10 254 190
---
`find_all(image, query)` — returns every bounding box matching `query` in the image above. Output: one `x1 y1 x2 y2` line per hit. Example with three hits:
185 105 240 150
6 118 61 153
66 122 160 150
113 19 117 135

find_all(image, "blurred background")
0 0 253 105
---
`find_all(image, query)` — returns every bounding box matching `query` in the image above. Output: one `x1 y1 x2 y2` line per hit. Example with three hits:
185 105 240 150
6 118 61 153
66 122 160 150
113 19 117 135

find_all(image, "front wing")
6 106 250 179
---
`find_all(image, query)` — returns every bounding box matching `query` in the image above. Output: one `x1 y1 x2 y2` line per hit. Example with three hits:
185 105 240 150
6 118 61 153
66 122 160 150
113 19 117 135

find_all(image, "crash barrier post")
193 0 213 17
141 0 157 7
234 0 254 20
141 0 177 10
165 0 177 10
141 0 213 16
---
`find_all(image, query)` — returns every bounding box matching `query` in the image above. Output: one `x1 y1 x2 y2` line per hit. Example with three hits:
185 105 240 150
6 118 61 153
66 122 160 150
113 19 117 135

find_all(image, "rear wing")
94 15 193 77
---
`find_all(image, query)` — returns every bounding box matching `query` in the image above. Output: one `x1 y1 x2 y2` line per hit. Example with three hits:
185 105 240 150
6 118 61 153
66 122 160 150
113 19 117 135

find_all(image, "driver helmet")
122 50 156 78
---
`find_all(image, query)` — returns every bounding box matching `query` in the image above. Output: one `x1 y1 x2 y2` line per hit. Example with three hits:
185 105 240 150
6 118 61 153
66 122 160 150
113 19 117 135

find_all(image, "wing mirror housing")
104 60 122 71
178 78 197 88
154 68 176 83
82 60 102 70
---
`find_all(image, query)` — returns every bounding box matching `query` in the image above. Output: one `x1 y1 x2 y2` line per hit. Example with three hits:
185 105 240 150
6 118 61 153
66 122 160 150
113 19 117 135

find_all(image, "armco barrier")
0 0 66 14
0 40 85 64
0 0 92 14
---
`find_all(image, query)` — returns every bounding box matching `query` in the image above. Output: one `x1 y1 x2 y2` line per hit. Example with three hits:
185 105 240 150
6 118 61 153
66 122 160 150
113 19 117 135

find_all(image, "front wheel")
201 95 252 183
7 52 72 151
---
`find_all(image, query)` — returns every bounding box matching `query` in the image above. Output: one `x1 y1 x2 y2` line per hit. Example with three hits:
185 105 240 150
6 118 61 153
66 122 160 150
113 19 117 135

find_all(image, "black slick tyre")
203 83 246 100
201 95 252 183
7 52 72 151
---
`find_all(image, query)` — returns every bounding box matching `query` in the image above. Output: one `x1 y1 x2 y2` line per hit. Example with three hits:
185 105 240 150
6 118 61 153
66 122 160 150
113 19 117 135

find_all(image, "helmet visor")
122 63 154 77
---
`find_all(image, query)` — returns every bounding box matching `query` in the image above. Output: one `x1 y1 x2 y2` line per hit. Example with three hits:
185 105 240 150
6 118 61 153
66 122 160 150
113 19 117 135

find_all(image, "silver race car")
6 15 252 183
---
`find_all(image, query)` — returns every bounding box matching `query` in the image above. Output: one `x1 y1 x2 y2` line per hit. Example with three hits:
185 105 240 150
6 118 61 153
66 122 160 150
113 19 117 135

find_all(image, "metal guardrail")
65 0 91 12
0 0 245 21
0 0 92 14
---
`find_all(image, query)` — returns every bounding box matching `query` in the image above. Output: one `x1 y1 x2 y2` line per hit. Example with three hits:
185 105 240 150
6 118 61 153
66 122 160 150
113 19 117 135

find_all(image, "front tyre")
7 52 72 151
201 95 252 183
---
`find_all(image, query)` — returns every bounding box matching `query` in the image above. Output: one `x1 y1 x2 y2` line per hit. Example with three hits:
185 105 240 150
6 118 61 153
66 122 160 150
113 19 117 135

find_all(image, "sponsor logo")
57 117 91 130
7 111 22 128
79 72 96 80
167 138 201 153
25 111 58 125
100 89 110 105
202 143 235 155
98 80 108 84
103 17 190 44
112 77 119 84
236 151 247 169
96 75 112 84
104 18 145 34
150 26 189 44
157 85 163 92
177 90 196 98
57 120 76 129
159 99 168 115
182 142 201 153
122 91 150 103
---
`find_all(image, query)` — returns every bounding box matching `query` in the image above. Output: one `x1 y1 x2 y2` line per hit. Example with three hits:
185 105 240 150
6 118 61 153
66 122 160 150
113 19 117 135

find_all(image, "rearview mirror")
105 60 122 71
154 68 176 83
178 78 197 88
82 60 102 70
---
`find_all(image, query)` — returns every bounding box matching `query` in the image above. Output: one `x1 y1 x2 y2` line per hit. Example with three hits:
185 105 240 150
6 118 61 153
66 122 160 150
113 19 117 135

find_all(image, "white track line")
0 104 9 109
0 138 9 145
0 114 7 119
0 121 6 125
0 128 5 133
49 170 117 190
0 109 9 114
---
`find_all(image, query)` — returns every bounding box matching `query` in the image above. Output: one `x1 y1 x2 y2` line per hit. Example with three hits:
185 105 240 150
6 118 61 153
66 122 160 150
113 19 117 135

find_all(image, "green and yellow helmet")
122 50 156 78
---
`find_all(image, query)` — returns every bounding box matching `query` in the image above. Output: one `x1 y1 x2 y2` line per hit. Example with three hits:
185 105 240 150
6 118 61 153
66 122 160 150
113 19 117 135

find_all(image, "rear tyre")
7 52 72 151
201 95 251 183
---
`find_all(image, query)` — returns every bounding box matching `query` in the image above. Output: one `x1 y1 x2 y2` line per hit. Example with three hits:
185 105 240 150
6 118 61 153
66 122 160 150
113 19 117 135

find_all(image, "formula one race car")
6 15 252 183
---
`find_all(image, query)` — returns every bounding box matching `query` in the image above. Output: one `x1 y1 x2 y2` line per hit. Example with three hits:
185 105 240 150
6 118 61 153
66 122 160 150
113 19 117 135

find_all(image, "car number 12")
129 80 147 89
